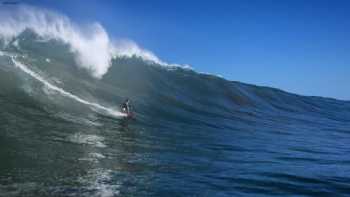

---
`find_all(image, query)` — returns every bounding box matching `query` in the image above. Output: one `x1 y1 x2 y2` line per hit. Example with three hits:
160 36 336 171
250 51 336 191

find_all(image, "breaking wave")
0 5 178 79
1 5 350 197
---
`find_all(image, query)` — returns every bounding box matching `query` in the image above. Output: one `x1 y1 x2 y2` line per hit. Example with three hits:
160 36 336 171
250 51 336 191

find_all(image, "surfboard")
123 111 135 119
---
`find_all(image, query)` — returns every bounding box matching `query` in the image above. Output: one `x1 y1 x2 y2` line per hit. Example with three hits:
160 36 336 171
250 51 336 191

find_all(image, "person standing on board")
120 98 131 114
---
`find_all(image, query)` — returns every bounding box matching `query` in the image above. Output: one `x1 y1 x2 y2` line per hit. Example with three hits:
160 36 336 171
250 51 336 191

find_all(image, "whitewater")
8 55 126 118
0 4 178 119
0 5 181 79
1 5 350 197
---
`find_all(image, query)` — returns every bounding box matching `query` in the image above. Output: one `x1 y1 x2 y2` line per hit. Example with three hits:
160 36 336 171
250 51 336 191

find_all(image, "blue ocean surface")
1 12 350 197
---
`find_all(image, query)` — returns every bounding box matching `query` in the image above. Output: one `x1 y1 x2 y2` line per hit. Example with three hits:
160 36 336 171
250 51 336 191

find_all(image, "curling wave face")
1 6 350 197
0 5 180 79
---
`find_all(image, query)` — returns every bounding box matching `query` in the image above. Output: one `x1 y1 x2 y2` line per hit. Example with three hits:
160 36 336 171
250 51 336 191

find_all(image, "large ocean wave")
0 5 182 79
1 5 350 197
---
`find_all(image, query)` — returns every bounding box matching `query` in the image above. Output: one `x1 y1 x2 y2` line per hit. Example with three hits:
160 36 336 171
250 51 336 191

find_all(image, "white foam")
111 39 166 66
11 56 126 118
68 133 106 148
12 39 20 48
89 152 106 159
0 5 188 78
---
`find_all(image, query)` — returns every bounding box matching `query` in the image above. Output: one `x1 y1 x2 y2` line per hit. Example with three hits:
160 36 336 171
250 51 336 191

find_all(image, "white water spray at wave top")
0 5 180 78
10 56 126 118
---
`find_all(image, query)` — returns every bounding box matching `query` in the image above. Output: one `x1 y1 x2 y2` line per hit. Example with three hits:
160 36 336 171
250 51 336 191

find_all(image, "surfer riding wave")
120 98 133 118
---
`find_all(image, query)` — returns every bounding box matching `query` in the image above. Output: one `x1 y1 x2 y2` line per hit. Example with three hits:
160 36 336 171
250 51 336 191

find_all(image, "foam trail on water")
10 56 126 118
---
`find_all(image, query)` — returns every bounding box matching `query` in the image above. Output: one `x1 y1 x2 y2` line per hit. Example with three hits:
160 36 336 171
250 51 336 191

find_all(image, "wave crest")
0 5 175 78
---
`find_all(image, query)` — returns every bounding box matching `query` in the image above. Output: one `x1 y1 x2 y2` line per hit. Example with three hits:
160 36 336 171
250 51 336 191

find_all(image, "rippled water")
1 34 350 196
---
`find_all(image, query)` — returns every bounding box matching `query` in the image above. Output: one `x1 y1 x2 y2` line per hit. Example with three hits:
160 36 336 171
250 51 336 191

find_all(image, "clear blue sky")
24 0 350 100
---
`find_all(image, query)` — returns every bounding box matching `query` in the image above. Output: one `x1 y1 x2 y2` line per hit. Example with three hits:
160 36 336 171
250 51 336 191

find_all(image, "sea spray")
0 5 184 79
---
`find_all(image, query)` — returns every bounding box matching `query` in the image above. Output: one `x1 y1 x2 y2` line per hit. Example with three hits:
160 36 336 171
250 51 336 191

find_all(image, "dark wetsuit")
121 101 130 114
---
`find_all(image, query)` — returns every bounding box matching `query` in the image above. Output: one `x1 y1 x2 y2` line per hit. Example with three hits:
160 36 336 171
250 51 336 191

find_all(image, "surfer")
120 98 131 115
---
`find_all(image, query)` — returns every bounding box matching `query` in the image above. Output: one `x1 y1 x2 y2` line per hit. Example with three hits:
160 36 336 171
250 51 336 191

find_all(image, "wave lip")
0 5 110 78
0 5 186 79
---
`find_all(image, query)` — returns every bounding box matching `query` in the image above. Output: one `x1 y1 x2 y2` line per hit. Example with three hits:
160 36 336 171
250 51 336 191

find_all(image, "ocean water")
1 9 350 197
